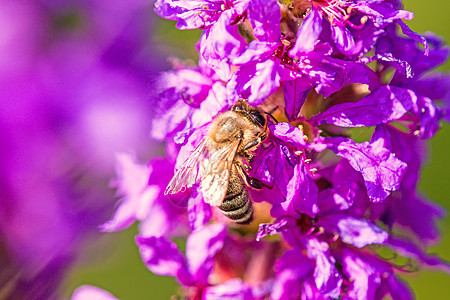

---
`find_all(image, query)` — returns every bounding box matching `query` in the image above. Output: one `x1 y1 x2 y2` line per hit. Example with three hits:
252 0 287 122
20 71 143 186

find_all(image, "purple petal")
200 10 246 81
151 68 213 141
228 59 283 106
388 237 450 272
154 0 229 30
271 250 314 300
290 7 322 55
295 50 380 98
247 0 281 42
71 285 119 300
414 96 442 139
203 279 253 300
138 202 185 237
100 153 158 232
389 191 444 243
350 2 413 27
341 252 382 300
262 140 296 198
305 238 342 299
398 20 429 56
285 161 319 218
318 185 355 214
187 188 212 232
283 78 312 121
337 217 388 248
301 279 329 300
186 224 227 285
256 218 288 241
191 82 228 129
330 25 356 54
371 125 422 188
325 137 407 202
232 40 279 65
270 122 308 148
360 53 414 78
311 85 417 127
136 235 194 286
381 276 414 300
409 73 450 106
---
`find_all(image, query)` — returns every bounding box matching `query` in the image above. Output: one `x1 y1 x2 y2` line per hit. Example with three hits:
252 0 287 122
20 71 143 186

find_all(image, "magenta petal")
136 235 194 286
318 185 355 214
71 285 119 300
311 85 417 127
388 237 450 272
200 10 246 81
341 253 382 300
247 0 281 42
306 238 342 299
232 41 279 65
330 24 355 54
203 279 253 300
285 162 319 218
398 20 429 56
186 224 227 285
271 250 314 300
283 78 312 121
187 188 212 232
228 59 282 106
325 137 407 202
154 0 229 30
256 218 289 241
290 7 323 55
100 153 158 232
382 276 415 300
337 217 388 248
270 123 308 147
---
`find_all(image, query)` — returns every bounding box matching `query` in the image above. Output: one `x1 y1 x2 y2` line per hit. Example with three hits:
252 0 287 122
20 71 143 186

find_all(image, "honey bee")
165 99 268 224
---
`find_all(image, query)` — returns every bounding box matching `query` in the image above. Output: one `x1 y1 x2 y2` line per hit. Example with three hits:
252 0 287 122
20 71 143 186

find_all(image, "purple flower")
0 0 165 298
96 0 450 299
154 0 249 30
136 224 272 299
290 0 427 57
100 153 188 237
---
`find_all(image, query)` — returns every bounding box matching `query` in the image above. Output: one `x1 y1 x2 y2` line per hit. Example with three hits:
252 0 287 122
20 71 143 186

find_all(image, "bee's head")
232 99 267 128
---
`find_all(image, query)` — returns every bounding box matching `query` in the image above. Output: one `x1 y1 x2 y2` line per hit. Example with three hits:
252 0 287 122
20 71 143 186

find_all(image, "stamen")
314 226 324 236
312 0 367 30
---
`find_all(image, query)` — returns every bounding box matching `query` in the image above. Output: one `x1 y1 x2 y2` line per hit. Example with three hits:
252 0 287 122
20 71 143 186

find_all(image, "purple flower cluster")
96 0 450 299
0 0 167 298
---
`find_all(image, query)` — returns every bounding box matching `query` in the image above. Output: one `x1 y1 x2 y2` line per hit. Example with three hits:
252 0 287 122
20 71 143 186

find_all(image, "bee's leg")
257 131 267 141
242 137 262 151
235 163 263 190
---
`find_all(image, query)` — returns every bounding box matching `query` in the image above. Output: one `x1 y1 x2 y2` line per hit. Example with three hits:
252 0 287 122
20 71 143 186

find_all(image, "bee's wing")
165 138 210 195
200 138 240 207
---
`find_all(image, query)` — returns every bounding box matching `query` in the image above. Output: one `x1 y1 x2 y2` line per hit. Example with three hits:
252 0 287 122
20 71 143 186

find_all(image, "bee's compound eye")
249 110 266 128
232 104 244 112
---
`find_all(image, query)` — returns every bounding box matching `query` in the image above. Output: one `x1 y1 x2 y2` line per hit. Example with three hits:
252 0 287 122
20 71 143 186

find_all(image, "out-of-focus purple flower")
71 285 119 300
0 0 167 298
100 153 188 237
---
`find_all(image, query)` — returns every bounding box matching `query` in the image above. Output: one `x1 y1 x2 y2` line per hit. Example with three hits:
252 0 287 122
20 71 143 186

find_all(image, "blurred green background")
60 1 450 299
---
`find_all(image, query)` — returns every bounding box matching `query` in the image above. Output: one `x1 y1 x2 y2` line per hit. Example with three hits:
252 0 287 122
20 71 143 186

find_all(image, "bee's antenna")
268 106 278 115
265 112 278 124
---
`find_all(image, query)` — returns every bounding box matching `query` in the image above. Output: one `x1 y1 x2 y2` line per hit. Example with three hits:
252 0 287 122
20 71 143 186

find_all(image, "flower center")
293 0 368 29
274 38 296 68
